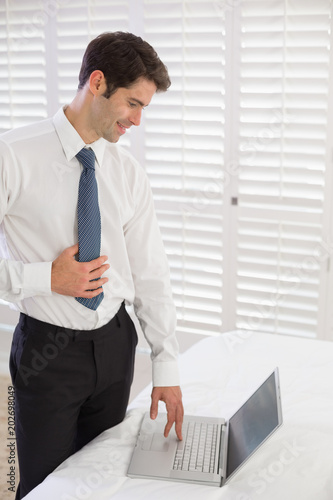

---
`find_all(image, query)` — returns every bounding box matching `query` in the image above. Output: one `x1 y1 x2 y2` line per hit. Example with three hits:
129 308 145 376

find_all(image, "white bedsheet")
24 331 333 500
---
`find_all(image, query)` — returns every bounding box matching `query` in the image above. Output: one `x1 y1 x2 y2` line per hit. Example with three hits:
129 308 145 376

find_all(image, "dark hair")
78 31 171 98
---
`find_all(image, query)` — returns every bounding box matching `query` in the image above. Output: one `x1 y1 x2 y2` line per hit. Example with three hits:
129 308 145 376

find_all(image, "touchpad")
151 434 169 452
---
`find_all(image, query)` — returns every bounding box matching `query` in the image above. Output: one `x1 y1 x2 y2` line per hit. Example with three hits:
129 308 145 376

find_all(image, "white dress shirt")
0 107 179 386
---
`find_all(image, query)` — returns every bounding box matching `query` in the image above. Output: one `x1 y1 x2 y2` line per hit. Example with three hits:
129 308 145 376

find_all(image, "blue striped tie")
75 147 104 310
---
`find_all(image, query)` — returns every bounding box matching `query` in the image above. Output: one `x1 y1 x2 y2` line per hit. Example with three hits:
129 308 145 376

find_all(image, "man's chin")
103 133 120 144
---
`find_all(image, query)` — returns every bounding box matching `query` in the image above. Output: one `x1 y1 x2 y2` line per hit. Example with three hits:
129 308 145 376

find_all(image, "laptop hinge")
218 423 226 476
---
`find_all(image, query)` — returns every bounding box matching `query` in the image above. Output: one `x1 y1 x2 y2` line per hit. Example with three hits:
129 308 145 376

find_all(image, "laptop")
128 368 282 487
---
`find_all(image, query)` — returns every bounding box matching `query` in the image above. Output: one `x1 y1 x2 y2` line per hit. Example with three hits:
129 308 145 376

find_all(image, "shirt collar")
53 106 106 168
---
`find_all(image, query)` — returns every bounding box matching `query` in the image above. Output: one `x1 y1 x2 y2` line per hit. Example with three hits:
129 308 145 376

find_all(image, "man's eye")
129 102 136 108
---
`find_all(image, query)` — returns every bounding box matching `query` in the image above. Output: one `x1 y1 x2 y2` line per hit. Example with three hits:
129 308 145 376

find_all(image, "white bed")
24 331 333 500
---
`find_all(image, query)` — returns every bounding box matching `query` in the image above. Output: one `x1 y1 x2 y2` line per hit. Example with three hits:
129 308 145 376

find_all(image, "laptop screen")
226 370 282 479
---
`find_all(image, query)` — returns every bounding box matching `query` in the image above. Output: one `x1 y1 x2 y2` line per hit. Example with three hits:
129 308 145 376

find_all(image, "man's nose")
130 108 142 126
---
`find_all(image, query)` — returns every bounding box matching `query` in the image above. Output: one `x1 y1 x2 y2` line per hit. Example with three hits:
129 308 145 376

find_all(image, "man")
0 32 183 499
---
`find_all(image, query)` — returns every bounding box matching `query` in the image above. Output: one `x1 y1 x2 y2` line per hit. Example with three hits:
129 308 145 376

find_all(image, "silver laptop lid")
225 368 283 482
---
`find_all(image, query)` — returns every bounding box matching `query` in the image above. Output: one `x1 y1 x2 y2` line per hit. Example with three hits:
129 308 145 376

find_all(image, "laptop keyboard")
173 421 218 473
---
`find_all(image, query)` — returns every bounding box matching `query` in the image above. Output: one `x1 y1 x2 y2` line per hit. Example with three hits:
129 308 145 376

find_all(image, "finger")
84 277 108 292
77 285 105 299
77 255 109 273
165 402 184 439
150 393 159 420
174 407 184 441
164 421 173 438
65 243 79 257
87 255 109 271
89 263 110 280
164 409 176 438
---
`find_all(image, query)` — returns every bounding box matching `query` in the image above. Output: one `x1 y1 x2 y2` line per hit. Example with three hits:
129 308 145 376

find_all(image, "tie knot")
76 148 96 170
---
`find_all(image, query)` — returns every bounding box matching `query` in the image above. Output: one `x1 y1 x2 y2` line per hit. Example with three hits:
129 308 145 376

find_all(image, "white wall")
0 304 18 375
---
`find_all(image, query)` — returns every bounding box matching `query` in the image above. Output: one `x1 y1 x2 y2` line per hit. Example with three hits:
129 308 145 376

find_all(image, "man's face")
90 77 157 143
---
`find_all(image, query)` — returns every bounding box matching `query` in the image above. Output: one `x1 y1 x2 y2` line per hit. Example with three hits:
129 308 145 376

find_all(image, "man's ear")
89 70 107 96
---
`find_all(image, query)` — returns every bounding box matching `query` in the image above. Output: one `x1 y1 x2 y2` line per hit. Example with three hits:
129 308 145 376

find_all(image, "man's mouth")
117 122 128 133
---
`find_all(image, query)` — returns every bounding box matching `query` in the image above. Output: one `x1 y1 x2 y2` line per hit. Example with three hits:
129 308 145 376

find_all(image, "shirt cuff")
22 261 52 297
152 361 180 387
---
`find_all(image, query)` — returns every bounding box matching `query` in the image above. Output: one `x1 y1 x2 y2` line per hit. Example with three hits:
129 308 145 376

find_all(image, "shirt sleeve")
123 165 180 388
0 139 53 303
0 259 52 303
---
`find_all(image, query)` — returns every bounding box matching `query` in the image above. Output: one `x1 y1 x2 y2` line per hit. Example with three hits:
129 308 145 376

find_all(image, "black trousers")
9 302 137 500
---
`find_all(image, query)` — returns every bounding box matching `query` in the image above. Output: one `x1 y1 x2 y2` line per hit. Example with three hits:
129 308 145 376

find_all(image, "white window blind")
234 0 332 338
0 0 47 131
54 0 130 109
142 0 226 335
